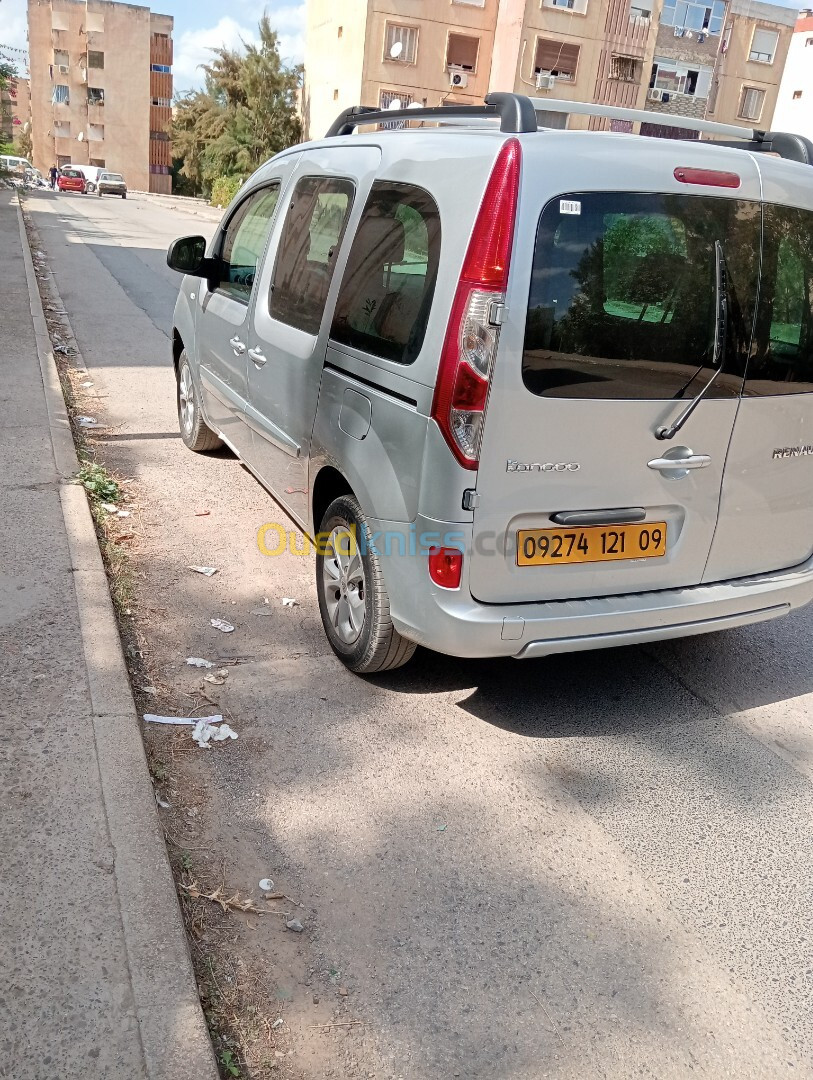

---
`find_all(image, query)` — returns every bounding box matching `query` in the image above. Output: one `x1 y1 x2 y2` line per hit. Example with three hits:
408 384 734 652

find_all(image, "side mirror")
167 235 211 277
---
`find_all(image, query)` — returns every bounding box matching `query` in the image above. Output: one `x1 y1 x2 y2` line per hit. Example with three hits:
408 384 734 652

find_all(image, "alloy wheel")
322 527 366 644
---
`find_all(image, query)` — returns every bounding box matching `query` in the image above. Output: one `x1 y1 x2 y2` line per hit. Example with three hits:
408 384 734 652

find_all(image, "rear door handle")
648 453 711 472
229 336 246 356
248 347 267 367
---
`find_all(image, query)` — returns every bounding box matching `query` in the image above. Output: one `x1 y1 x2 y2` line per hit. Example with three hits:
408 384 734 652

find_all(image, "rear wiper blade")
656 239 728 441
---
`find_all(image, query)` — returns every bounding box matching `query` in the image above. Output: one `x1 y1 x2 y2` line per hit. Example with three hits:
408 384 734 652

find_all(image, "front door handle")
229 335 246 356
248 347 267 367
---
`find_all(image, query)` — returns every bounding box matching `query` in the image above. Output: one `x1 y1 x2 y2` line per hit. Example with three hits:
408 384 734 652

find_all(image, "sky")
0 0 306 93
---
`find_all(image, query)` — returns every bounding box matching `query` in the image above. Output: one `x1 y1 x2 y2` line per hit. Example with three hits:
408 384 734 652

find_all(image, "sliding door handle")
229 335 246 356
248 347 267 367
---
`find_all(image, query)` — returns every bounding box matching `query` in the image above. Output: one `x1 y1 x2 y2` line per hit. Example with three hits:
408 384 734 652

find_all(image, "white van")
0 155 34 178
167 93 813 672
69 165 104 192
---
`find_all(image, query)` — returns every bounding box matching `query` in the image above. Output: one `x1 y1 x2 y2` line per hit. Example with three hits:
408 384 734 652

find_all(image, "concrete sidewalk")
0 189 217 1080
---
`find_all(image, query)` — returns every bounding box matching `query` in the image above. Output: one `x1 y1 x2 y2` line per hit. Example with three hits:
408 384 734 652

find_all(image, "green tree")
172 12 301 199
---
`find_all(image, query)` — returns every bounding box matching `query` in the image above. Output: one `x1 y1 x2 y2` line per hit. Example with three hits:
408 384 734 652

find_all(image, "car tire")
98 191 102 198
176 350 222 453
122 193 126 199
316 494 417 674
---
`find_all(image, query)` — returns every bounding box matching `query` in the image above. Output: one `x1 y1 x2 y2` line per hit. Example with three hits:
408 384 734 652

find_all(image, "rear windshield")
63 170 82 177
522 192 760 400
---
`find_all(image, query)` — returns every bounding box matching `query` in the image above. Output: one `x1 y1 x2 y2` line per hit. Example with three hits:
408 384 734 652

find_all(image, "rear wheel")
316 494 416 674
176 351 222 452
122 193 126 199
98 190 102 198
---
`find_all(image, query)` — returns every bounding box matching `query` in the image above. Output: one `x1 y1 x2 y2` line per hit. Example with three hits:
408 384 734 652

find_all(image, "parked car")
167 91 813 673
72 165 105 193
57 167 86 194
0 154 34 179
97 172 127 198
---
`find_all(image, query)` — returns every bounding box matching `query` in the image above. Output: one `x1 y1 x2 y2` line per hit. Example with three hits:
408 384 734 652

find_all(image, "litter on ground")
189 565 218 576
143 712 224 726
259 878 274 892
76 416 99 427
192 717 238 748
186 656 214 668
210 618 235 633
203 669 229 685
282 597 299 607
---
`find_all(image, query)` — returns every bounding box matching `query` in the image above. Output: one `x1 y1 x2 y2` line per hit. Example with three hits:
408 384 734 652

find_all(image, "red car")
57 168 86 193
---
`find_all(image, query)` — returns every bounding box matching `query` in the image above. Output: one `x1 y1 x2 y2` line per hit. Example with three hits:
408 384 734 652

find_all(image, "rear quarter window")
522 192 760 400
330 182 441 365
745 203 813 394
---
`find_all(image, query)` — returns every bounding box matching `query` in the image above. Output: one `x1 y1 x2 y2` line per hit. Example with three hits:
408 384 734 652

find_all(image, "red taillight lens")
674 167 740 189
428 547 463 589
431 138 521 470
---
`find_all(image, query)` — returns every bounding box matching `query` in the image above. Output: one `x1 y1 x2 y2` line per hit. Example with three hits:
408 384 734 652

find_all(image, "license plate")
517 522 667 566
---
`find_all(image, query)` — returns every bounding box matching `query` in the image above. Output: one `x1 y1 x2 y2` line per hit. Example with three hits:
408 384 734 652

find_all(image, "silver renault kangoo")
168 93 813 673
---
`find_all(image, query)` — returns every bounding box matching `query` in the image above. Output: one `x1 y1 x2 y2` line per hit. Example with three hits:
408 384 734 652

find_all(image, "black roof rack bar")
325 92 537 137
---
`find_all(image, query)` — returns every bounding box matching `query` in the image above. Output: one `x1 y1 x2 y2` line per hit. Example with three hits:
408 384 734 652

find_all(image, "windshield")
103 174 123 182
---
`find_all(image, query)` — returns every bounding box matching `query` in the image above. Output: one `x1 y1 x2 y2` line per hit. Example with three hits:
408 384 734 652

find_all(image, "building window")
153 32 169 41
149 164 170 174
629 3 652 18
53 49 69 67
651 56 713 97
90 158 105 168
88 87 105 105
53 120 70 138
447 33 480 72
151 63 171 73
749 28 779 64
56 154 71 168
333 88 339 100
661 1 725 35
544 0 589 12
151 97 171 108
793 90 803 100
452 0 485 6
384 24 418 63
534 39 580 81
88 51 104 69
609 55 642 82
337 26 343 37
807 37 813 46
150 130 170 140
51 11 69 31
739 86 765 121
89 123 104 140
85 12 104 32
379 89 414 128
52 84 69 105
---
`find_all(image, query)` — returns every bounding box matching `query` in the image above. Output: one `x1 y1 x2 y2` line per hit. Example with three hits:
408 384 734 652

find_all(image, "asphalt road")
25 187 813 1079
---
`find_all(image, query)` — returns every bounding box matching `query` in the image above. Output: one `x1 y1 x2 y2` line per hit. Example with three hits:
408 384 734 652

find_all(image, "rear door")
246 146 380 523
704 176 813 581
469 178 761 604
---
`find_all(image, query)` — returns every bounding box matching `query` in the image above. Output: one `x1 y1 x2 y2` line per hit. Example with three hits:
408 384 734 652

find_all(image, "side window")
522 192 760 400
217 184 281 303
746 204 813 394
330 182 441 365
270 176 355 335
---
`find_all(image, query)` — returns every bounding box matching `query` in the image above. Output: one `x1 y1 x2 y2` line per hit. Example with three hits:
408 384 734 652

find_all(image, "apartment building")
773 9 813 140
303 0 794 140
27 0 173 193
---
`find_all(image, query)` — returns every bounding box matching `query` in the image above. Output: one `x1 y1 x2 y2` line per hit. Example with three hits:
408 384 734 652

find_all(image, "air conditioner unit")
648 87 665 101
58 64 69 74
536 72 556 91
448 67 468 89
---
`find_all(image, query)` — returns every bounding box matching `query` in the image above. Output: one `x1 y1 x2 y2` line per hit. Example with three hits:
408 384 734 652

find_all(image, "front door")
469 186 762 605
196 169 295 458
705 188 813 581
245 146 381 525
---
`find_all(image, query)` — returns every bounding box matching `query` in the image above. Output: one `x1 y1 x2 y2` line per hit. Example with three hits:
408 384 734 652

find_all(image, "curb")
17 199 219 1080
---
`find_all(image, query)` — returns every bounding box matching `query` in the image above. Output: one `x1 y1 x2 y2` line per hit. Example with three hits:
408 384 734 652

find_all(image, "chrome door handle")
248 347 267 367
648 453 711 472
229 336 246 356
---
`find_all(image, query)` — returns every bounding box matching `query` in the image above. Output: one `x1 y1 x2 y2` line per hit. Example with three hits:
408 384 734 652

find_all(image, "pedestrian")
49 164 58 190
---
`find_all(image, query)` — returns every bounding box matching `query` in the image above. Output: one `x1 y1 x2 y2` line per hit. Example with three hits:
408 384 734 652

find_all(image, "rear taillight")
431 138 521 470
428 547 463 589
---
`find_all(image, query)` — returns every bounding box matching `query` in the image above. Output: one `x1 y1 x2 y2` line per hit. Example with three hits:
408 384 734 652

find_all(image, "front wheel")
316 494 416 674
122 193 127 199
176 351 222 453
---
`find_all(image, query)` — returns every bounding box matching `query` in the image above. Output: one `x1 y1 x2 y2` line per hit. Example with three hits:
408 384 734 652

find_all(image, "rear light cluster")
431 138 521 470
428 546 464 589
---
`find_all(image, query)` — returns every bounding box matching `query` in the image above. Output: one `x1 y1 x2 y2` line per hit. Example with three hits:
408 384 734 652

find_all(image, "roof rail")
325 92 537 137
325 93 813 166
529 97 813 164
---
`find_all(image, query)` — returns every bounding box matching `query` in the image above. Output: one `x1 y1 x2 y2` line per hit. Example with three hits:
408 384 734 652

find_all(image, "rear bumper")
374 515 813 659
